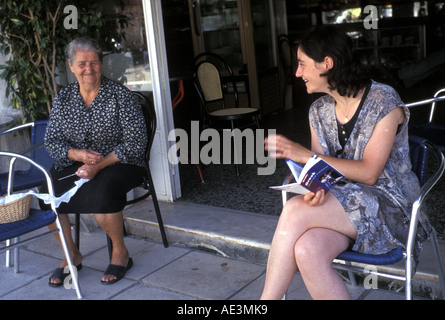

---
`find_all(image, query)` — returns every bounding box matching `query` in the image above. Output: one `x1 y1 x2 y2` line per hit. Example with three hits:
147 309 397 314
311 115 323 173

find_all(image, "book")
270 155 344 195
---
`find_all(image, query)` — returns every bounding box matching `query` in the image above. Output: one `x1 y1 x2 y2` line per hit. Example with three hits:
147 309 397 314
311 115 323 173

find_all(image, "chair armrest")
0 122 34 137
0 151 56 203
405 91 445 124
0 121 45 156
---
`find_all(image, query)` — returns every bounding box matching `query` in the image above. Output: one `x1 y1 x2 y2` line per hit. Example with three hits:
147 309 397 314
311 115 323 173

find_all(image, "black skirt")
40 162 145 214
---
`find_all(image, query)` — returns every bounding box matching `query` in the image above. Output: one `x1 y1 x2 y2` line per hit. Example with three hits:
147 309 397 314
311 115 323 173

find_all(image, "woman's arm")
68 92 147 180
74 150 119 180
113 93 147 164
67 148 103 165
266 107 405 186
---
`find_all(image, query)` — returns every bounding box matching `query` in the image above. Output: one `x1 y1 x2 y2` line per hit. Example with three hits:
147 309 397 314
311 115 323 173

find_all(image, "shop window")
64 0 152 92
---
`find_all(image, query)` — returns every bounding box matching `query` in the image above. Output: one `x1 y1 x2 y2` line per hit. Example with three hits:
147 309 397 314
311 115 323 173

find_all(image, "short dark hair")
298 25 369 97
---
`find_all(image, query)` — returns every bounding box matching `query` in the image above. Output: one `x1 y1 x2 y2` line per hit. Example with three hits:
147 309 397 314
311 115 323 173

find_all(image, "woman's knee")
281 196 306 221
294 229 351 271
279 196 321 233
294 237 322 271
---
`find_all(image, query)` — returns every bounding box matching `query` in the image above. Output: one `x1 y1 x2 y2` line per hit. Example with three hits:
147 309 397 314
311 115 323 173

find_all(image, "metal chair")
0 120 53 194
193 52 260 175
0 151 82 299
73 91 169 259
122 91 168 248
281 136 445 300
0 120 93 237
407 88 445 153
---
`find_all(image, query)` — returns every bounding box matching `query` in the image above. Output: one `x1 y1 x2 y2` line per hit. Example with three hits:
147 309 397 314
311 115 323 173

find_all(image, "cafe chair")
407 88 445 153
281 136 445 300
0 120 53 194
73 91 169 260
193 52 260 176
0 151 82 299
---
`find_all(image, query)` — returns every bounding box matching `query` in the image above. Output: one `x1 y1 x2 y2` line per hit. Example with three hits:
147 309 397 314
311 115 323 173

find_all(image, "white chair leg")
55 217 82 299
282 291 287 300
13 237 19 273
5 239 12 267
430 229 445 299
405 255 414 300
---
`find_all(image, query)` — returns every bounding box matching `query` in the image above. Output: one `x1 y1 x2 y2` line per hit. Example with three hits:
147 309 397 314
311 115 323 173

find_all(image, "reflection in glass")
101 1 152 92
198 0 243 72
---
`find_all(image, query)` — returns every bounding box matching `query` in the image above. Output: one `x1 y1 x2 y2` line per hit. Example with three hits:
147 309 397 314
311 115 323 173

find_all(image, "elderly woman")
43 37 147 286
261 26 430 299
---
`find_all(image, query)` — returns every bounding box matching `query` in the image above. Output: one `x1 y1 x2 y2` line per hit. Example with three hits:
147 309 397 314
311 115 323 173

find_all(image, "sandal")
101 258 133 285
48 263 83 288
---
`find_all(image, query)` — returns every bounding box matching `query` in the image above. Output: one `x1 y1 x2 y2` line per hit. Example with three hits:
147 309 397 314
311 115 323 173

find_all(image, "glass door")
191 0 244 73
251 0 276 72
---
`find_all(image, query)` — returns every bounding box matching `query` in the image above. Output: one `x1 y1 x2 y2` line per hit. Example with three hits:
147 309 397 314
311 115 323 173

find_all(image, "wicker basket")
0 195 32 224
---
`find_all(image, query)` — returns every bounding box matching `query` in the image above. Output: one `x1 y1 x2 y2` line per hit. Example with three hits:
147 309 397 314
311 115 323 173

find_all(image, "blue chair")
281 136 445 300
0 151 82 299
0 120 53 194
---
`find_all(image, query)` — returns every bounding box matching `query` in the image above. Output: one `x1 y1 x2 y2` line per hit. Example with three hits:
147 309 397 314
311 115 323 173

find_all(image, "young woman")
261 25 430 300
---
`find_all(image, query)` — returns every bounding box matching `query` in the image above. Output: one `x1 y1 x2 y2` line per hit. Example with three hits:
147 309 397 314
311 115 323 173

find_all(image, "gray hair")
65 37 103 62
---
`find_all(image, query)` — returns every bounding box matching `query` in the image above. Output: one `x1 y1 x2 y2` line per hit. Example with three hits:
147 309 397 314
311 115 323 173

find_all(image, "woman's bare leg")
260 193 357 300
94 212 129 283
294 228 352 299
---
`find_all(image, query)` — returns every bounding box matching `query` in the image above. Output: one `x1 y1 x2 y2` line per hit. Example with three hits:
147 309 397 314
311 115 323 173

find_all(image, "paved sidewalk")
0 200 442 300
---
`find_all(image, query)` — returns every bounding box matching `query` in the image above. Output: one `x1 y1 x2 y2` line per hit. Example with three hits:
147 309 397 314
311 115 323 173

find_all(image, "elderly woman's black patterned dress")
41 76 147 214
309 80 431 261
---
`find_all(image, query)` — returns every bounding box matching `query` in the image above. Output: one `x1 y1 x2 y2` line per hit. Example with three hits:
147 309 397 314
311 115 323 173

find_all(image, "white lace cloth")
0 178 89 208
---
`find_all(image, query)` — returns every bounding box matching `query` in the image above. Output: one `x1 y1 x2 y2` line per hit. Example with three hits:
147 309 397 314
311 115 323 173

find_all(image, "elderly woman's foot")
48 252 83 287
101 249 132 285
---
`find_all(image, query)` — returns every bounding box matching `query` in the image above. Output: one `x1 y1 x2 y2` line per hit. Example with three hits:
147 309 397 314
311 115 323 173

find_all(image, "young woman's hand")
303 189 326 206
265 134 312 164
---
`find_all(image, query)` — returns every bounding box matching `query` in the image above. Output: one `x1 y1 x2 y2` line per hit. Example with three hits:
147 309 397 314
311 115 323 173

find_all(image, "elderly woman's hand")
76 163 101 180
75 151 120 180
82 149 103 165
68 148 103 165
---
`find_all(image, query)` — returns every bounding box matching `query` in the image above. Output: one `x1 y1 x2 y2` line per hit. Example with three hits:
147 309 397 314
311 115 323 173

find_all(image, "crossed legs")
260 193 357 300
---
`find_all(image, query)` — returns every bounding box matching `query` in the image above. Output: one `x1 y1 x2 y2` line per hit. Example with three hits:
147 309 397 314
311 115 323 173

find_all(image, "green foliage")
0 0 128 122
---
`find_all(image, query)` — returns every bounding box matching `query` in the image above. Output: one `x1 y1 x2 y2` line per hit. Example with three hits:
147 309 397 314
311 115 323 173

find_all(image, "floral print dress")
309 80 430 260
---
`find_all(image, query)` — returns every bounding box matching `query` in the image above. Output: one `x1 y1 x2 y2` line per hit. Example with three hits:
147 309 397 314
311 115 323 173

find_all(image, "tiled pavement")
0 200 442 302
